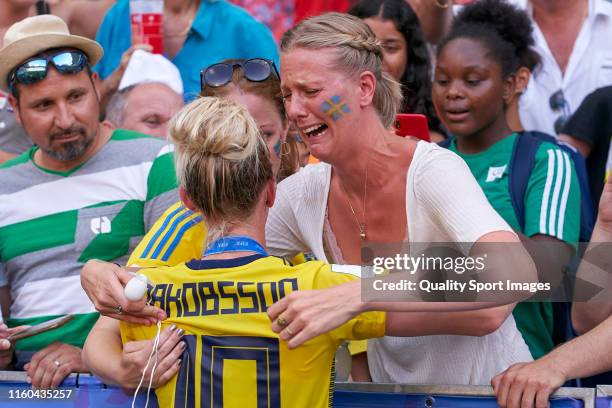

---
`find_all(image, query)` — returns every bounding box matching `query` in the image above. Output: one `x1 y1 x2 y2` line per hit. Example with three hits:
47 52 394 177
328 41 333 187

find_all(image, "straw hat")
0 15 103 92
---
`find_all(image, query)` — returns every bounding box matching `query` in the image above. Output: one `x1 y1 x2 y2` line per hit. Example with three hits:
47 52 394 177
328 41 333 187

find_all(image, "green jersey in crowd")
0 129 178 366
450 133 581 359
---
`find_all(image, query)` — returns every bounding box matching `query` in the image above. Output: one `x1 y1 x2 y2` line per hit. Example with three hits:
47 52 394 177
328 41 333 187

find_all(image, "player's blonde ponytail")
169 97 273 236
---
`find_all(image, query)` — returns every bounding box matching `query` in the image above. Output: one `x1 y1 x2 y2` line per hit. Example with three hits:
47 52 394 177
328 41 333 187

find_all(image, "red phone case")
394 114 430 142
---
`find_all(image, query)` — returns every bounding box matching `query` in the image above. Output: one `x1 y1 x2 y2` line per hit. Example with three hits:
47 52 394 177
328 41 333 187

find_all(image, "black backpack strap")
508 132 541 231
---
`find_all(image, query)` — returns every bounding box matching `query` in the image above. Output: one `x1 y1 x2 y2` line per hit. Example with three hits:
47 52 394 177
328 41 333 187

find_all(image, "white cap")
119 49 183 95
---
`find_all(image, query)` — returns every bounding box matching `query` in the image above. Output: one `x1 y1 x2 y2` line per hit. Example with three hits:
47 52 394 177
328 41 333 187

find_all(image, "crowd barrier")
597 385 612 408
334 383 594 408
0 371 598 407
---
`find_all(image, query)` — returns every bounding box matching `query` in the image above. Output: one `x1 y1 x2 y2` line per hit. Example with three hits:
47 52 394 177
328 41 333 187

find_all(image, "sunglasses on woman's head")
200 58 279 92
8 50 88 92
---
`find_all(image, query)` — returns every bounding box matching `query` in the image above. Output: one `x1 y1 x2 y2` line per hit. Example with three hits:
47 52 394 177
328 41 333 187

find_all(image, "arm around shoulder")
82 316 125 386
572 175 612 333
414 147 515 243
407 0 453 44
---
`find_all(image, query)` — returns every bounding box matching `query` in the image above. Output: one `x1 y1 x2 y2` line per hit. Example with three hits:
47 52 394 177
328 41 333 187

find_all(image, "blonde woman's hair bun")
169 96 273 228
170 96 261 162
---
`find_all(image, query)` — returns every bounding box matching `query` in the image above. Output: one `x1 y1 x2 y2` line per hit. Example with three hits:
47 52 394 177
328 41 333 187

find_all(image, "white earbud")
124 273 150 301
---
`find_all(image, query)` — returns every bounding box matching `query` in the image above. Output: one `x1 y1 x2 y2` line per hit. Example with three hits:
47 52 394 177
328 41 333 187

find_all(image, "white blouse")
266 141 532 385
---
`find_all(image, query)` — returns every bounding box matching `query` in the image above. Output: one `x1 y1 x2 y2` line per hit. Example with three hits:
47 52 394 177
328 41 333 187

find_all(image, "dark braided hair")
438 0 541 76
349 0 443 136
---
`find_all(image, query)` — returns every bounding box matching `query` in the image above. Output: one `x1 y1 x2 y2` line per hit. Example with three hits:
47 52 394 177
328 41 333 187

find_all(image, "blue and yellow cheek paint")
321 95 351 121
273 139 282 157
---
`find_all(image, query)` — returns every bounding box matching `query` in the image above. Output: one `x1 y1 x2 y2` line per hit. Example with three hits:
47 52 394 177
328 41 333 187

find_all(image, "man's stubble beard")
42 124 95 162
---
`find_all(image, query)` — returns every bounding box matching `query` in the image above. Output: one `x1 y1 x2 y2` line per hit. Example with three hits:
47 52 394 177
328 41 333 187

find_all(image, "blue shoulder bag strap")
512 131 591 355
553 136 595 241
438 136 453 149
508 132 541 231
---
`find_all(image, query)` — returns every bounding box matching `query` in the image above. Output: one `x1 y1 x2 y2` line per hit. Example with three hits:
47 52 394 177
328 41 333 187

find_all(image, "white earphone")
124 273 150 301
124 272 161 408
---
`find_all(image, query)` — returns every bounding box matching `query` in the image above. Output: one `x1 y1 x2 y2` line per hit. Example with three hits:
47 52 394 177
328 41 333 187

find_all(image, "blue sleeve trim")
150 210 194 259
161 216 203 262
140 206 187 259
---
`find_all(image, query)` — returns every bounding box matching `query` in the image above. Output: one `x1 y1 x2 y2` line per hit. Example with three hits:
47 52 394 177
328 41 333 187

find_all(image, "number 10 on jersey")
175 335 281 407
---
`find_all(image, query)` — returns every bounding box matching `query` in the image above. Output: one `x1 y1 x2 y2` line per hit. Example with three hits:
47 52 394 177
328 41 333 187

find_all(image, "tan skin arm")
269 230 536 348
349 229 525 381
571 174 612 334
382 233 566 338
385 305 514 337
82 317 124 386
573 299 612 335
83 316 184 388
492 314 612 408
407 0 453 45
491 175 612 408
49 0 116 40
350 353 371 382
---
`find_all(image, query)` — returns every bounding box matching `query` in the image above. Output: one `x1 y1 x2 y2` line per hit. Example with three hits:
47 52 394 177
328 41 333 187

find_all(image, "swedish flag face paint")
321 95 351 121
273 139 282 157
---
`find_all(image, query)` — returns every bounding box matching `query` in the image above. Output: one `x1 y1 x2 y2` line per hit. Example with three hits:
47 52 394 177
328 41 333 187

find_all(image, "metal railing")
334 382 595 408
0 371 601 407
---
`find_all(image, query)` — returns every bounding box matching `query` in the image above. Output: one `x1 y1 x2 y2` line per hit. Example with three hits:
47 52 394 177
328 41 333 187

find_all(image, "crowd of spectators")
0 1 610 407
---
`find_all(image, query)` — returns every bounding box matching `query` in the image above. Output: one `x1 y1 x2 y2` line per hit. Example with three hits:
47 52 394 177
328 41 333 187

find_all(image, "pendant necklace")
338 162 368 241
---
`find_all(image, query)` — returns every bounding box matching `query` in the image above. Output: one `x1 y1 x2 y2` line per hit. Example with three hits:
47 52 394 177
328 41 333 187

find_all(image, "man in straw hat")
0 15 178 388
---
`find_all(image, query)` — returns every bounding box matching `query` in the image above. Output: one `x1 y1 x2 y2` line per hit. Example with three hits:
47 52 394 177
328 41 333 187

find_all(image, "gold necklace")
338 164 369 241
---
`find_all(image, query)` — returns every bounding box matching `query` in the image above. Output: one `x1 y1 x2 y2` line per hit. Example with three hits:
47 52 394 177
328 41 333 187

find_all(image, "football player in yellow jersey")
83 97 383 408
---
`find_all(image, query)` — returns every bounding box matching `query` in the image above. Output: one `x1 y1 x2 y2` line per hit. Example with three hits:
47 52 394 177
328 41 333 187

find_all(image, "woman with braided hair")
266 12 532 384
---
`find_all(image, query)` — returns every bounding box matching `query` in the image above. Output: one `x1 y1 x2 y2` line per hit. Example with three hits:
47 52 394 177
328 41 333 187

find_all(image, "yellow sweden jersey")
120 255 385 408
128 201 315 268
128 201 206 267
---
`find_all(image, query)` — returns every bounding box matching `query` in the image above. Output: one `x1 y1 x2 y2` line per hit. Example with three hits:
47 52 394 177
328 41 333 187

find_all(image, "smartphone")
394 113 430 142
8 315 73 342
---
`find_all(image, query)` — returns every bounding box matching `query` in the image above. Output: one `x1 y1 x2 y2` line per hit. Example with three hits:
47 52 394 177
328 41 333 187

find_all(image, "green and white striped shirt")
0 129 178 357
